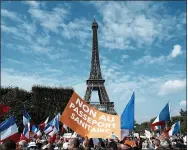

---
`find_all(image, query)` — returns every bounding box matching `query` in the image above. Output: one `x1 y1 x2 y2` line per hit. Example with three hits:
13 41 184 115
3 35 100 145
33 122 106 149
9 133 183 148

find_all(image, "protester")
67 138 80 150
0 103 186 150
1 140 16 150
18 140 27 150
107 141 118 150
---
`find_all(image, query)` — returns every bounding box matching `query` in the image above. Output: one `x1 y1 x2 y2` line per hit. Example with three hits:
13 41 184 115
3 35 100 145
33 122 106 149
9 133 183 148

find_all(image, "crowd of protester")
0 133 187 150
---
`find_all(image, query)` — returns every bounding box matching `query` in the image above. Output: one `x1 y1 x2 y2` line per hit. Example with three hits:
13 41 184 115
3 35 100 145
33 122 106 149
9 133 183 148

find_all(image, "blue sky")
1 1 186 123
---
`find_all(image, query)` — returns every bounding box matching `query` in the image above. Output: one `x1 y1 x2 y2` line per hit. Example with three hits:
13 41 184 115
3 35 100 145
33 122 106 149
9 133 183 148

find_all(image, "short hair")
1 140 16 150
73 138 80 148
108 141 118 149
70 138 80 148
155 139 161 146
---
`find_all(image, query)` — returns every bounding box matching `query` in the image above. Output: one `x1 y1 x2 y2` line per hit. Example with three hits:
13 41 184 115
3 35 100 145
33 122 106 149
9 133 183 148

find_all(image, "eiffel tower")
84 18 116 115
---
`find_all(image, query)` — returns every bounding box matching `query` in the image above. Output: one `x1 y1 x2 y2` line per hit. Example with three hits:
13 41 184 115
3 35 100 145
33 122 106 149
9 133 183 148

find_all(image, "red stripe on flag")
151 121 165 127
0 133 21 143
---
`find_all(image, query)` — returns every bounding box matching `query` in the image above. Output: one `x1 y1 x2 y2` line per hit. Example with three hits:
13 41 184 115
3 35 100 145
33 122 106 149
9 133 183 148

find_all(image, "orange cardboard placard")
124 140 136 147
60 92 120 139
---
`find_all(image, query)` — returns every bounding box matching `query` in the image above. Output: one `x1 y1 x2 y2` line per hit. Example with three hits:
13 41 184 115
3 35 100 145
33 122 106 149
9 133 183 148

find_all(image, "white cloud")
158 79 186 96
180 100 186 107
133 55 165 65
56 40 64 46
6 58 25 65
28 7 69 33
121 55 129 62
28 5 91 46
1 9 22 22
134 44 183 66
1 68 73 91
170 44 182 58
20 23 37 36
1 24 33 43
61 18 91 44
24 1 40 8
91 2 186 50
30 45 50 53
35 33 50 46
6 44 30 53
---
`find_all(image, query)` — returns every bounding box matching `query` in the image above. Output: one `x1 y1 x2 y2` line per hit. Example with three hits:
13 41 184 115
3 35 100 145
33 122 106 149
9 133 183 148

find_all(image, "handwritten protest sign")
60 92 120 139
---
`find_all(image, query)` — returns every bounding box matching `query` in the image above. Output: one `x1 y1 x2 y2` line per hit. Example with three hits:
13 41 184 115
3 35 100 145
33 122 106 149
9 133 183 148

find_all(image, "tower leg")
84 86 92 102
98 85 110 103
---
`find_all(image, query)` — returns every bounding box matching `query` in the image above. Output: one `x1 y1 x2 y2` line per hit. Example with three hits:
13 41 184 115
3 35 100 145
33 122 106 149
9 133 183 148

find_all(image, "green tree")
1 86 74 125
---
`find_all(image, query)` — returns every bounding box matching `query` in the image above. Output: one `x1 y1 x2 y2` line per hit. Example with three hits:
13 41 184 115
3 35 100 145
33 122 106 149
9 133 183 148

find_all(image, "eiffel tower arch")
84 18 116 115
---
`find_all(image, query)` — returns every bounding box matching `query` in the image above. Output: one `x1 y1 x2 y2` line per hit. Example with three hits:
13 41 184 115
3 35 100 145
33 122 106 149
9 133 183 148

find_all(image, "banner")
60 92 120 139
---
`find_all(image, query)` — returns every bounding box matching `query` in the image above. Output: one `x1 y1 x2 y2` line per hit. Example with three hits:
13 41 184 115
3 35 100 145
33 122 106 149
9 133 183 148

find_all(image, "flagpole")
133 90 135 135
179 121 181 137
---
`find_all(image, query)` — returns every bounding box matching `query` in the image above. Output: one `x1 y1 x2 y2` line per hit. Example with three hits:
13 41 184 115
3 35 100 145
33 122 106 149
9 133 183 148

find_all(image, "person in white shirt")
183 135 187 145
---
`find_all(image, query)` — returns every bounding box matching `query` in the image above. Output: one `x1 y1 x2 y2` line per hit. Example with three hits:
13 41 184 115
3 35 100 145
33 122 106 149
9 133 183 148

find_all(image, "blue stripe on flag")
23 124 29 135
173 121 180 135
121 92 135 130
0 116 16 132
158 103 170 122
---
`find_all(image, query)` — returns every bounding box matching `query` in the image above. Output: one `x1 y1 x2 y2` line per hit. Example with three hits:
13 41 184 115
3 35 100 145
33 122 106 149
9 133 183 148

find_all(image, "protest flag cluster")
0 91 185 149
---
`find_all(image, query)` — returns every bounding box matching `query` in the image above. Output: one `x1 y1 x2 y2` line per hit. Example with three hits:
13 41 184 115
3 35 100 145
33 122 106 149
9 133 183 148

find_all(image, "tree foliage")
1 86 31 125
1 86 74 125
30 85 74 124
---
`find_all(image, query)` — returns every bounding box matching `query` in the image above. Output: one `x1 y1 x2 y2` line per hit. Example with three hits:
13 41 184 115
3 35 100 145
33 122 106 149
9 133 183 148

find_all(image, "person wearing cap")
27 142 37 150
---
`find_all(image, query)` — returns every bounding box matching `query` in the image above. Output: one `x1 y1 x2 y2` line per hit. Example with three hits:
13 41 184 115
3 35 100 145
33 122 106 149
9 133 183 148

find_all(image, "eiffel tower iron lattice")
84 19 116 115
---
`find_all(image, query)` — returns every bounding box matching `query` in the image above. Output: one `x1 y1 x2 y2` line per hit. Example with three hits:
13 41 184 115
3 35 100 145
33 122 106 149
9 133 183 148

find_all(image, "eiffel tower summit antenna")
84 18 116 115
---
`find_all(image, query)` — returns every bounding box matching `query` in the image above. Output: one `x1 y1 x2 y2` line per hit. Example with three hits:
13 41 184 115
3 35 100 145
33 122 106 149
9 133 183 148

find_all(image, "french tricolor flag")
43 114 60 135
0 116 20 143
31 125 42 137
151 102 171 127
49 118 59 137
32 125 38 134
43 121 53 135
169 121 180 136
23 112 30 126
39 116 49 131
151 125 161 131
62 124 68 133
48 118 59 143
20 122 30 142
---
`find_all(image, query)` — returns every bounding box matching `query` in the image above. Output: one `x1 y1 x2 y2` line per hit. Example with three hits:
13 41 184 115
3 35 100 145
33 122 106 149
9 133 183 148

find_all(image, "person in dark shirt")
1 140 16 150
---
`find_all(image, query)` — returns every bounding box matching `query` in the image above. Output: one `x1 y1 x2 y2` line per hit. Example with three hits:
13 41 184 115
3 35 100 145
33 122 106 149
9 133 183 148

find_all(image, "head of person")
1 140 16 150
107 141 118 150
154 139 161 147
28 142 37 150
18 140 27 150
68 138 80 149
88 138 94 148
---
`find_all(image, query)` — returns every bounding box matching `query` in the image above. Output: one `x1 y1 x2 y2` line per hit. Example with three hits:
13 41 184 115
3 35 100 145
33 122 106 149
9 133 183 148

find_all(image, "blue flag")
121 92 135 130
152 103 171 126
169 121 180 136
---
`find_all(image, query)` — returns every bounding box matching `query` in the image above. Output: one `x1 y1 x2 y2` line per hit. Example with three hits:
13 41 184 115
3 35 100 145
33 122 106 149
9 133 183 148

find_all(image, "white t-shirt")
183 136 187 144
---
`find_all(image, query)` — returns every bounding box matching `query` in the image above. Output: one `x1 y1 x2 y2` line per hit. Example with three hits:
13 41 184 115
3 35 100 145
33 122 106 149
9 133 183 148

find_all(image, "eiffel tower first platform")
84 18 116 115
